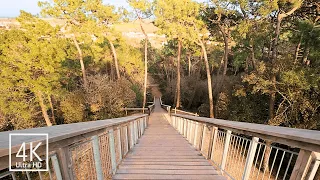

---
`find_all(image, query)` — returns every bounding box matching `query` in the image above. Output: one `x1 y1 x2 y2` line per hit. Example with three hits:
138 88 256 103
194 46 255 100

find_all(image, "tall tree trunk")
218 25 229 76
176 40 182 108
143 39 148 112
264 2 302 171
109 40 120 79
245 57 249 74
264 13 282 173
250 43 256 70
268 40 272 61
110 62 115 80
72 36 88 88
36 91 52 126
294 34 303 64
48 94 56 125
269 1 302 122
188 53 191 76
138 18 148 113
222 33 229 75
302 40 310 65
200 41 214 118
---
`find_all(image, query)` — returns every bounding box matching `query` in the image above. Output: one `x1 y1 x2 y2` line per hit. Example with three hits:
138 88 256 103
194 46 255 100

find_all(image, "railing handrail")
0 114 147 160
122 107 148 111
123 97 156 115
159 97 198 116
172 113 320 152
172 108 199 116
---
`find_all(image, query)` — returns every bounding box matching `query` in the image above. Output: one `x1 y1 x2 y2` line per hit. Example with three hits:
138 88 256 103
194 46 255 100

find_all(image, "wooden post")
145 116 148 128
306 152 320 180
210 127 218 161
194 122 199 147
201 124 206 152
180 118 183 134
135 120 139 142
290 149 313 180
221 130 232 170
193 122 199 147
141 118 144 134
108 129 117 175
242 137 259 180
207 126 214 159
91 135 103 180
190 122 195 144
133 121 137 144
129 122 134 149
56 147 72 180
184 119 187 138
124 126 129 154
116 129 122 161
187 120 191 142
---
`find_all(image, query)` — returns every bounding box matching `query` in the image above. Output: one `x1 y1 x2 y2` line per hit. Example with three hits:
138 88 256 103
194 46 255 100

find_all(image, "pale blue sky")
0 0 129 17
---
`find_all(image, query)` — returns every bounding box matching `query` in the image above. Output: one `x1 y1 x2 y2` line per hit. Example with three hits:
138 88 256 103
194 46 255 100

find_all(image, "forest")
0 0 319 132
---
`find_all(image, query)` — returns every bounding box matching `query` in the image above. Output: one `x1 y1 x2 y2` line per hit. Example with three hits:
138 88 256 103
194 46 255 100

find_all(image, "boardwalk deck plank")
113 99 226 180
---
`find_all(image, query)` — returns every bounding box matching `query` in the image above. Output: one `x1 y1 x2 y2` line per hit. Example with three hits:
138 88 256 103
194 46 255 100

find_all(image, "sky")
0 0 129 17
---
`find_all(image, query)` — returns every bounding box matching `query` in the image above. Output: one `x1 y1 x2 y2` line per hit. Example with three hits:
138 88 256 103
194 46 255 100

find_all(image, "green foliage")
0 11 67 129
0 2 146 131
60 91 86 124
154 0 207 43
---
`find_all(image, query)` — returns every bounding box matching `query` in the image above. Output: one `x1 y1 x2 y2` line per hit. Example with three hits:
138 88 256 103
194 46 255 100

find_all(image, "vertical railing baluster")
242 137 259 180
108 129 117 175
51 154 63 180
210 127 218 161
92 135 103 180
221 130 232 171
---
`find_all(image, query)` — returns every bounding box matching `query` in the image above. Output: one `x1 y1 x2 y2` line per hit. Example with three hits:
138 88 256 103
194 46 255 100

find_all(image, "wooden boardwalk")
113 99 226 179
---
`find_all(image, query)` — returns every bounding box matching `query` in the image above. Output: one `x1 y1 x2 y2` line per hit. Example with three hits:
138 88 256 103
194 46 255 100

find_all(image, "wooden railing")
159 97 198 117
0 114 148 180
166 112 320 180
123 97 155 115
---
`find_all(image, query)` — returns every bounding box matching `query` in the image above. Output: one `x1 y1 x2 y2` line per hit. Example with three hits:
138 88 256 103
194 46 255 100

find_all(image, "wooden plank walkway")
113 99 226 180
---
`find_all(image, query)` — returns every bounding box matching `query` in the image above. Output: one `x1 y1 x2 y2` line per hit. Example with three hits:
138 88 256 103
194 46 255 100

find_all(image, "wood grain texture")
0 114 147 157
172 114 320 152
113 100 226 179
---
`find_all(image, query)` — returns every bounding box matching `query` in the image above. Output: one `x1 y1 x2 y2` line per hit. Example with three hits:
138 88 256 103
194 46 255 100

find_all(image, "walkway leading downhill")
113 99 226 180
